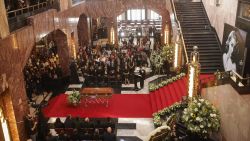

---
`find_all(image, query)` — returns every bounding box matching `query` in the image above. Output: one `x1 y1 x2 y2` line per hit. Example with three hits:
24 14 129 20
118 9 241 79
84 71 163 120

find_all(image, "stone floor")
117 118 155 141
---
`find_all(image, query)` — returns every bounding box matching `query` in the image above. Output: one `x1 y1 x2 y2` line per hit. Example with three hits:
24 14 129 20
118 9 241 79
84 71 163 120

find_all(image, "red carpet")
43 75 214 117
43 94 152 118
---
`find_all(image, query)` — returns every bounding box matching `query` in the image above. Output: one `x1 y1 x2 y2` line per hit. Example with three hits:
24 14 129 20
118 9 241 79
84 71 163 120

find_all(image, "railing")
148 75 169 87
6 0 58 32
7 1 56 18
171 0 189 64
230 70 250 86
198 70 250 95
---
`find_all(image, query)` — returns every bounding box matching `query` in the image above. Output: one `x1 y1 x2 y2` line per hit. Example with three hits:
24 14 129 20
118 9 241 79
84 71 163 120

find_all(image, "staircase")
149 77 188 113
149 74 214 113
173 0 222 73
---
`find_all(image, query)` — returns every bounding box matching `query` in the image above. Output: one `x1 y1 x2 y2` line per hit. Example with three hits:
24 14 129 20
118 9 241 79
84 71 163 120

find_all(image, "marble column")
77 14 89 47
54 29 70 76
0 0 10 39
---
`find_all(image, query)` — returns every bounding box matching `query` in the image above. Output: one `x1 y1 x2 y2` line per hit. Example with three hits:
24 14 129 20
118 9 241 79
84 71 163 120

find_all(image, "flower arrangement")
147 125 171 141
149 73 186 92
182 98 220 138
153 102 187 127
67 90 81 106
162 44 174 63
150 50 164 71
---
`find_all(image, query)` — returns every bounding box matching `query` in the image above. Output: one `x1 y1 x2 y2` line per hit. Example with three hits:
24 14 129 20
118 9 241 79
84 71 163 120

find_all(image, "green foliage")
153 102 188 127
67 90 81 105
162 44 174 63
149 73 186 92
182 98 220 138
150 44 174 71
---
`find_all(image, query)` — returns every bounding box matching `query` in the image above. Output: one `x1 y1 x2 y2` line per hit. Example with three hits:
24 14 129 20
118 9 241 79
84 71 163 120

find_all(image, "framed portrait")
222 23 248 76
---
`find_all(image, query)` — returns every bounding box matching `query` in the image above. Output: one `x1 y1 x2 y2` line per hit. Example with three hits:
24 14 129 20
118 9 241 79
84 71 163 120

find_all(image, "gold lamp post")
173 28 182 71
0 106 11 141
110 25 115 45
187 46 200 98
164 22 170 45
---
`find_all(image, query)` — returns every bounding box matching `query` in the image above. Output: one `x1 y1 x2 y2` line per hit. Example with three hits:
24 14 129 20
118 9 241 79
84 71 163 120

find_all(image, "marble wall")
77 14 89 46
0 0 9 39
202 0 238 42
202 84 250 141
0 0 173 140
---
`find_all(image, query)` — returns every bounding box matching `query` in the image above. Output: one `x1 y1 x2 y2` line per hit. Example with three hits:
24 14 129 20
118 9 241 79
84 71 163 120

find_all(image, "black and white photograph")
222 23 247 75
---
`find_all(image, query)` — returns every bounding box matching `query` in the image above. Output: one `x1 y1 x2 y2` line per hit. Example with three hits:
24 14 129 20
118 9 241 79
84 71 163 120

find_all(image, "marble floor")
117 118 155 141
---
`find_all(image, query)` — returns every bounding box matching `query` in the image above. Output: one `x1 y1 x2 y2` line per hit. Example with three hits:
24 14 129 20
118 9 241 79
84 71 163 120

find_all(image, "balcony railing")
7 0 58 32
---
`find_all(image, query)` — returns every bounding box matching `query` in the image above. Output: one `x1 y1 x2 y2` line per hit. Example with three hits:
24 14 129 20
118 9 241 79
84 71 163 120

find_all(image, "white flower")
208 123 211 127
200 125 204 128
196 117 200 121
198 103 201 107
194 108 198 112
200 99 204 102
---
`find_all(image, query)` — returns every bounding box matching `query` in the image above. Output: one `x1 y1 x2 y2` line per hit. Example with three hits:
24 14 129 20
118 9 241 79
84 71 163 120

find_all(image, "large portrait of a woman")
222 24 247 76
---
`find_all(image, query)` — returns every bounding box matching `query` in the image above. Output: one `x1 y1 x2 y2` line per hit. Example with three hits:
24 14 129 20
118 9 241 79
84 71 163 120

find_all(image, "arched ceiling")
83 0 170 19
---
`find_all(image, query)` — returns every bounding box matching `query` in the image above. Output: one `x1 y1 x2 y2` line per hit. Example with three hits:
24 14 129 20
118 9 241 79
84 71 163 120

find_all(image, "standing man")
139 66 146 89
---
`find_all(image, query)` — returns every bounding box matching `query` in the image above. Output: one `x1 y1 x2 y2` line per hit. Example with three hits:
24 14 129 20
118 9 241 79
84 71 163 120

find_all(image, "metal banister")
171 0 189 63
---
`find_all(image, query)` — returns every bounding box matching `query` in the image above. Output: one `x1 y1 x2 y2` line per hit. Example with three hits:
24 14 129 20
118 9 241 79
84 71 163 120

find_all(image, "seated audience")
64 115 75 128
54 118 64 129
103 127 116 141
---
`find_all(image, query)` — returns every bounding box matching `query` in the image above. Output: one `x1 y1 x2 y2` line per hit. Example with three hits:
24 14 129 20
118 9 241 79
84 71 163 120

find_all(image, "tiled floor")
117 118 155 141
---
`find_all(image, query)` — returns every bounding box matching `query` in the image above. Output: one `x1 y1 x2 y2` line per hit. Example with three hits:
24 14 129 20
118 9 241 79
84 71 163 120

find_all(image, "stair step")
172 82 182 101
149 92 157 113
163 87 171 107
165 86 175 106
177 79 187 96
175 0 221 74
159 88 167 109
155 89 163 112
185 37 217 41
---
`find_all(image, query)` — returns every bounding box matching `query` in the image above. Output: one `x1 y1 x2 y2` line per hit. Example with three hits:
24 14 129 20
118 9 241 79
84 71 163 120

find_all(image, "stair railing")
171 0 189 64
230 70 250 87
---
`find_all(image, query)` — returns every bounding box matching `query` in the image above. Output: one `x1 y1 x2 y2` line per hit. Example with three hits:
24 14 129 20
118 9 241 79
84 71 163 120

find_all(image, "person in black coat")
139 66 146 89
69 61 80 84
64 115 75 128
103 127 116 141
54 118 65 129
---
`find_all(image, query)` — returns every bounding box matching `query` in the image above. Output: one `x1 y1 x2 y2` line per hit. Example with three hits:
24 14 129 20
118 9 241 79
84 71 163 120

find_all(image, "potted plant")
67 90 81 106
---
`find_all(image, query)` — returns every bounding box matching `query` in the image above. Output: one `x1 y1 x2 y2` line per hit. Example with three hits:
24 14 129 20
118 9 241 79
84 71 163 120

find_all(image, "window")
127 9 145 20
149 10 161 20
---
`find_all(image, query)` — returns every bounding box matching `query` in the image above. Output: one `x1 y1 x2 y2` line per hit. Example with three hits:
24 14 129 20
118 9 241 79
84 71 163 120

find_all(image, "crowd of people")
75 41 150 89
51 116 116 141
24 45 63 101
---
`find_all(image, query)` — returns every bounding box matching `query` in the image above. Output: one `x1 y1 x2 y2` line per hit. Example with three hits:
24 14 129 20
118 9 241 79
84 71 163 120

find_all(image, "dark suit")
103 132 116 141
139 69 146 89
